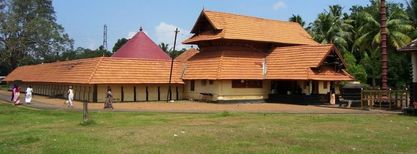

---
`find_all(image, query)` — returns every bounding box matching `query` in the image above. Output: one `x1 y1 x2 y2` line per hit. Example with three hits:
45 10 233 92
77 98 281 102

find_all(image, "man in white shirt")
67 86 74 108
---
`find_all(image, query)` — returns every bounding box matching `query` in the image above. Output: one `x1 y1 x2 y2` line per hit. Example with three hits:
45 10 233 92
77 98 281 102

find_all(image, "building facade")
5 10 354 104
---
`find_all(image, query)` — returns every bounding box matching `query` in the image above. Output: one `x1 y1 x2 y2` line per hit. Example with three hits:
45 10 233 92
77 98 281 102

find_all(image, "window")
232 80 246 88
190 80 195 91
201 80 207 86
323 81 328 89
232 80 263 88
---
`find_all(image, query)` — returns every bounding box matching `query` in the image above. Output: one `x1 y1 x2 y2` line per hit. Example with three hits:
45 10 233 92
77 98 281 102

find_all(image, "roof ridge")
204 10 299 25
88 57 104 84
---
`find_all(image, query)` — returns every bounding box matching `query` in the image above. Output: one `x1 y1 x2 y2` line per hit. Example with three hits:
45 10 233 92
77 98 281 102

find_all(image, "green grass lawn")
1 102 417 154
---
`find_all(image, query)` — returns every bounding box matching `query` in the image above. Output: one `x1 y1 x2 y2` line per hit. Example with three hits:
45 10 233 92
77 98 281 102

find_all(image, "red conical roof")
112 30 171 60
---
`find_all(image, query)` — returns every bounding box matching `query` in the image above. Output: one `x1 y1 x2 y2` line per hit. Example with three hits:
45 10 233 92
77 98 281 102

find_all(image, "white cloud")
155 22 191 50
127 32 136 39
273 0 286 10
87 38 99 49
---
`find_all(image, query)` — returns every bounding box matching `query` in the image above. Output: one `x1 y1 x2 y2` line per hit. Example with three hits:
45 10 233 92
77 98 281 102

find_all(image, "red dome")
112 31 171 60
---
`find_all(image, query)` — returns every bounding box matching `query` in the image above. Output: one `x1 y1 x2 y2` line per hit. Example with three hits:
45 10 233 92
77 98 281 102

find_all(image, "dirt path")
0 90 400 114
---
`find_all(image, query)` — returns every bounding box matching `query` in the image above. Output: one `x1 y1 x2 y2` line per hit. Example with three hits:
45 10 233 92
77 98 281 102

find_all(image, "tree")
310 5 353 53
58 46 111 61
289 14 305 27
406 0 417 27
112 38 128 53
352 1 413 88
158 42 169 53
0 0 73 75
353 1 413 50
158 42 186 58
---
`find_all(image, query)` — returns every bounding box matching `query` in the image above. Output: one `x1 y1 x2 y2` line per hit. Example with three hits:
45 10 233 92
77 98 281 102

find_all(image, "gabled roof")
182 49 265 80
5 57 183 84
174 48 200 62
181 44 353 81
398 38 417 52
184 10 318 45
112 30 171 60
266 44 353 81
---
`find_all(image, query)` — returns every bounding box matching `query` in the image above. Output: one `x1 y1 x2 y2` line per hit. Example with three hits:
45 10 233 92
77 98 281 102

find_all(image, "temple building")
398 38 417 108
5 10 354 103
180 10 354 103
4 29 184 102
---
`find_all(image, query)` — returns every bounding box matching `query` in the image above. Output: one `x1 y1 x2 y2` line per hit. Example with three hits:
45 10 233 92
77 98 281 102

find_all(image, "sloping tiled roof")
4 58 101 84
112 31 171 60
174 48 200 62
398 38 417 52
266 44 354 81
182 49 266 80
5 57 184 84
90 57 183 84
183 10 318 45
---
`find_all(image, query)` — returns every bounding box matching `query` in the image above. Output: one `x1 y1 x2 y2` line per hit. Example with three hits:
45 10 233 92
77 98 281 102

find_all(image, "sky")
52 0 405 50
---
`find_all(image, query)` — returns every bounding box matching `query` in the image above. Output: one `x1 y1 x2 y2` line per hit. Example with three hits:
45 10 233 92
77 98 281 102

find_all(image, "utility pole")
167 28 179 102
380 0 388 90
103 24 108 50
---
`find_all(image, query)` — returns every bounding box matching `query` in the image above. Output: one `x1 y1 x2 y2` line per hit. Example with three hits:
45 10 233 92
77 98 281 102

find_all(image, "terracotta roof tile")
174 48 200 62
90 57 183 84
5 57 183 84
184 10 318 45
266 44 354 81
4 58 101 84
183 49 265 80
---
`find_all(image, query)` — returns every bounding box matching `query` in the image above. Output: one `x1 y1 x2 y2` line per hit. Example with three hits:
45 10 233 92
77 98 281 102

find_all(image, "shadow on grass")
79 119 97 126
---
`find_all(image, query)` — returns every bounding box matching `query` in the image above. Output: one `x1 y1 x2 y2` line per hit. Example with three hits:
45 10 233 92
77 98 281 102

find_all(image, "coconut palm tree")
354 1 414 50
310 5 352 52
289 14 305 27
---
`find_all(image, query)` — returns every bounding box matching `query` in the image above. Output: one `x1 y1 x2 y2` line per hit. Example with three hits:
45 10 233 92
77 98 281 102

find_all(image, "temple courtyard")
0 90 397 114
1 98 417 153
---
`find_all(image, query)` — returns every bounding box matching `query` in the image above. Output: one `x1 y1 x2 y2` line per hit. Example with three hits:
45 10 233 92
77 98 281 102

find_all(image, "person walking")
104 87 113 109
12 85 21 105
10 84 15 102
66 86 74 108
25 86 33 104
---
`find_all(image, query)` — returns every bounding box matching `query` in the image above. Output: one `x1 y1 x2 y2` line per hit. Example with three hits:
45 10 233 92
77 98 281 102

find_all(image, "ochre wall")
97 84 183 102
184 80 270 101
19 82 93 102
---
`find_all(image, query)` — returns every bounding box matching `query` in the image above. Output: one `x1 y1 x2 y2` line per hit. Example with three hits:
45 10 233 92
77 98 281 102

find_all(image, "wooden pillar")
176 86 179 100
158 86 161 101
146 87 149 101
121 86 124 102
93 85 98 102
134 86 137 102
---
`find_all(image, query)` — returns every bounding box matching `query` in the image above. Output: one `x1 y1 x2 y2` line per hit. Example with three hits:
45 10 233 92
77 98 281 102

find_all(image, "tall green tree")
0 0 73 75
353 1 413 51
112 38 128 53
310 5 353 52
352 1 413 88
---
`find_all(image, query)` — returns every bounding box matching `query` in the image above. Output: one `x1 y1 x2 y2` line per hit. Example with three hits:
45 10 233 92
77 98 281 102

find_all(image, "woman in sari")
13 85 21 105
